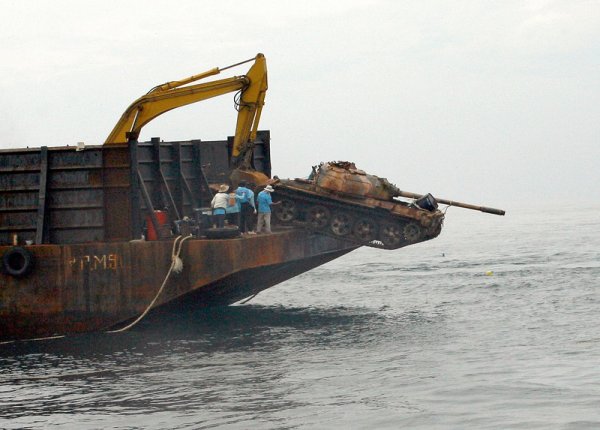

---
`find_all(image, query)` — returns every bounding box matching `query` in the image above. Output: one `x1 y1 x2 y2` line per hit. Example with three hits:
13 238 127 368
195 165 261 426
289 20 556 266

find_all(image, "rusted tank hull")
0 229 357 342
273 179 444 250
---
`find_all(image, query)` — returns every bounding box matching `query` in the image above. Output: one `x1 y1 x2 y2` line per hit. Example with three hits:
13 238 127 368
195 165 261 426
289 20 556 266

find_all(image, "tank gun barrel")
396 190 505 216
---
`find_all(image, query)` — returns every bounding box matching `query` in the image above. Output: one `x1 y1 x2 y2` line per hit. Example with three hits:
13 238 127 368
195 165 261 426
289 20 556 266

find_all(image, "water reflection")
0 304 447 428
1 303 444 359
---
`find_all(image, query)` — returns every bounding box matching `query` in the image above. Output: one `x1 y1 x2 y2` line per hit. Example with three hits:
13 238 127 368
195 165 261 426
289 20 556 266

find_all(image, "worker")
235 181 256 234
211 184 230 228
256 185 279 234
225 190 241 227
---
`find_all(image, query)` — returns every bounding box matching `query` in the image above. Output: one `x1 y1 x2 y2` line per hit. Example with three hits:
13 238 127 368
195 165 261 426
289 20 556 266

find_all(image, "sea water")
1 204 599 429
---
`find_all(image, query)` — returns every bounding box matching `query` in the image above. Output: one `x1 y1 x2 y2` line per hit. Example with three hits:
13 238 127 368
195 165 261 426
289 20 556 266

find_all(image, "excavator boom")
104 54 269 185
104 76 248 144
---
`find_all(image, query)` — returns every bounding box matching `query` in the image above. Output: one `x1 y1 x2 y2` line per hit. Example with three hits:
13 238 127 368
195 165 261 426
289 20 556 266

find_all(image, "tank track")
272 186 443 250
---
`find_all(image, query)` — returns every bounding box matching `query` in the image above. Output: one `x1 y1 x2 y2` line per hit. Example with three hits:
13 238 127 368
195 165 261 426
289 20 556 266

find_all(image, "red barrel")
146 210 169 241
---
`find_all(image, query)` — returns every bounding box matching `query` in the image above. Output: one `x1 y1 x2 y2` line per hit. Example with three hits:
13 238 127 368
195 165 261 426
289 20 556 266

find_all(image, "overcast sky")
1 1 598 210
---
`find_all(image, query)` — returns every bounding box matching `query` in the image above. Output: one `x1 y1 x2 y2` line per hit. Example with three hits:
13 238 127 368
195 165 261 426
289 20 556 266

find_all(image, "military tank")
271 161 445 250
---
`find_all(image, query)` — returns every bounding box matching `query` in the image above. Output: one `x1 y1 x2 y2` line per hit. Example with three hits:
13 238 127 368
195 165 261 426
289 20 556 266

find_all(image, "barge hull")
0 230 357 341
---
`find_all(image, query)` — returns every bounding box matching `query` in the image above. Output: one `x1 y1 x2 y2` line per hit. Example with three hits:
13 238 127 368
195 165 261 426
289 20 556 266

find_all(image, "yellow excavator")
104 53 269 186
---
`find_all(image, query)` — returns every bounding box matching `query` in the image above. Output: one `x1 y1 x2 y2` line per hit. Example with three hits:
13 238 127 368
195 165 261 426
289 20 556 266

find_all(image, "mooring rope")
107 234 193 333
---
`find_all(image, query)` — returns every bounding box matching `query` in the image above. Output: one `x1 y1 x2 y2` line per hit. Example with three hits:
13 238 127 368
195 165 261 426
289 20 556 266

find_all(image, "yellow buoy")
485 271 494 276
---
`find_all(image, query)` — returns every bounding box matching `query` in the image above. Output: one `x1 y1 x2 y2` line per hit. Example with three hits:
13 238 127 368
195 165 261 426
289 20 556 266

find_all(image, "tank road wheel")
306 205 330 229
403 223 423 242
274 199 297 222
379 223 403 248
353 218 378 242
330 212 353 237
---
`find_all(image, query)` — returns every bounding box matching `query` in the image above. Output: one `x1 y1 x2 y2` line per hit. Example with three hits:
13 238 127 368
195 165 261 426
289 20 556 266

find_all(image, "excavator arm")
104 54 269 184
229 55 268 166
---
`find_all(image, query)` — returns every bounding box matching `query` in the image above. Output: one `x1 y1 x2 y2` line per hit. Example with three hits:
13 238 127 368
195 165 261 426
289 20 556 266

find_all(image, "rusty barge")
0 133 363 341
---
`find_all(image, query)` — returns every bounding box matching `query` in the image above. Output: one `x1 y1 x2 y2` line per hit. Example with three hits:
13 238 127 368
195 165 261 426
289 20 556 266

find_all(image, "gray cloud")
1 0 598 208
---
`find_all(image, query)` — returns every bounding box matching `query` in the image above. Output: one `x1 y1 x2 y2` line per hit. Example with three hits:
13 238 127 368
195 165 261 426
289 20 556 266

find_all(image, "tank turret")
314 161 402 201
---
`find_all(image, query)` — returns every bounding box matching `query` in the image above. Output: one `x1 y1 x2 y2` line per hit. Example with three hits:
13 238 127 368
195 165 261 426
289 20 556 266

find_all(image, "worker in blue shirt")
235 181 256 234
256 185 279 234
